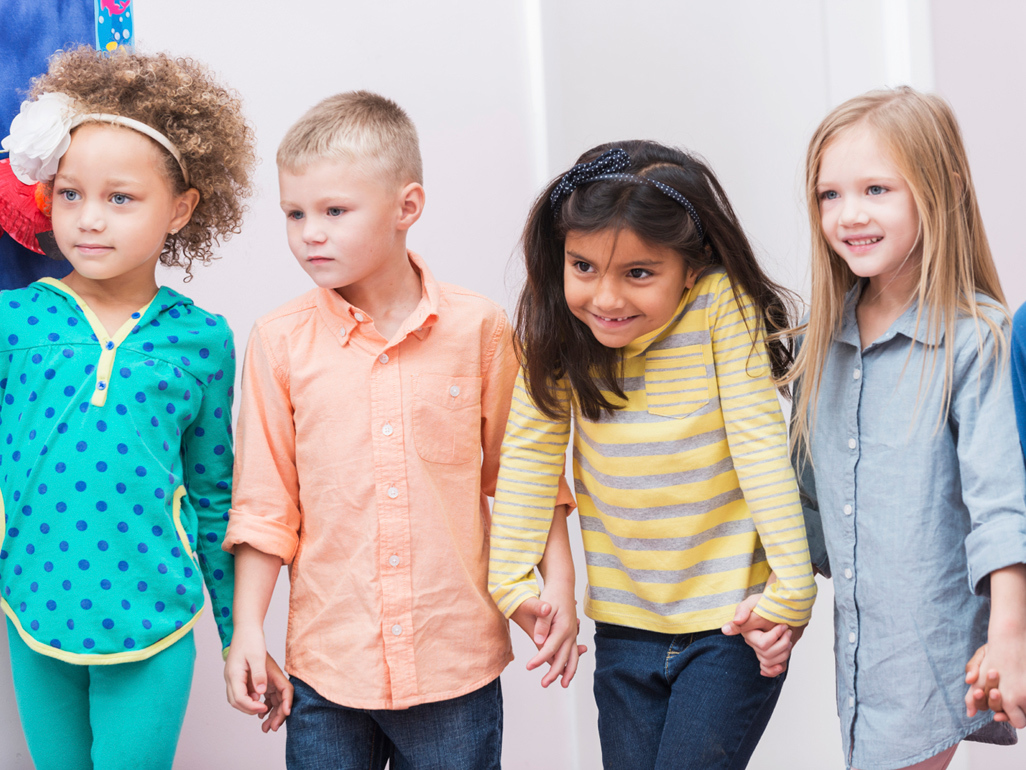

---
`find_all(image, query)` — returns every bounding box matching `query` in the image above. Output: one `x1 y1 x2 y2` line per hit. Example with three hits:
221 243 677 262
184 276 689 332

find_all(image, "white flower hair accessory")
1 93 77 185
1 92 190 186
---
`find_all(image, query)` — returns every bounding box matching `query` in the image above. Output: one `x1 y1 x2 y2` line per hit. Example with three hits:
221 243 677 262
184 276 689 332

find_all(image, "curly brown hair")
31 46 256 277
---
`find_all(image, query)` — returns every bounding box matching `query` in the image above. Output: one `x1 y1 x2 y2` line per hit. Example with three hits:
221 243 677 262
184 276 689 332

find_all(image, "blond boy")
222 92 579 768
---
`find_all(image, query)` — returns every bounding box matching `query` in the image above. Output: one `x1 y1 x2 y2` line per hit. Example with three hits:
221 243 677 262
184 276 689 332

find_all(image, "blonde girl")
0 47 288 769
786 87 1026 770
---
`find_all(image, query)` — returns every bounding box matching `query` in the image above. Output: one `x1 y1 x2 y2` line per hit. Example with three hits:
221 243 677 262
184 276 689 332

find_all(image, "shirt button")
848 696 855 707
848 632 856 644
387 486 399 499
105 340 114 350
853 369 861 380
848 438 857 450
379 353 389 364
339 326 346 337
844 568 853 579
388 555 400 567
382 422 393 436
843 504 853 515
354 312 365 322
97 381 107 391
391 624 402 636
449 385 460 397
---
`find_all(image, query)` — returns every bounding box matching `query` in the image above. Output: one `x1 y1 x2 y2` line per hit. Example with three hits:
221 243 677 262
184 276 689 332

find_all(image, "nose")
592 274 624 313
302 218 326 245
837 195 869 227
77 198 105 232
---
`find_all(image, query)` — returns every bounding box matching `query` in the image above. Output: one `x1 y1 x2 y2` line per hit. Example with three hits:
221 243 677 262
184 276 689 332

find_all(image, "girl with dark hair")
488 140 817 769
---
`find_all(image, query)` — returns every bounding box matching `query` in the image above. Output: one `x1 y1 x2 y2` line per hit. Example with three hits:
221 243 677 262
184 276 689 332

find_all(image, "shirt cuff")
965 516 1026 596
223 509 299 565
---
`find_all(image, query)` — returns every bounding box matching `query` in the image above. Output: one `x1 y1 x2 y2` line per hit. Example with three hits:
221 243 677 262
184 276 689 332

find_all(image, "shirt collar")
316 250 440 347
838 279 943 349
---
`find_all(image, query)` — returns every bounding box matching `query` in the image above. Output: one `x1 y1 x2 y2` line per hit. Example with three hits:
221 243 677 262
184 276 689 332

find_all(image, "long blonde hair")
783 87 1007 458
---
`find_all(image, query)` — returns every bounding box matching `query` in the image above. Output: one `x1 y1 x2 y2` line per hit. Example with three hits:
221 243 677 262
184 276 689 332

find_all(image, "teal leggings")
6 618 195 770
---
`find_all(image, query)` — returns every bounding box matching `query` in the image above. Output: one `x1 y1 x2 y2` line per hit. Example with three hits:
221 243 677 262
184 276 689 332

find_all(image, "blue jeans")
593 622 786 770
285 676 502 770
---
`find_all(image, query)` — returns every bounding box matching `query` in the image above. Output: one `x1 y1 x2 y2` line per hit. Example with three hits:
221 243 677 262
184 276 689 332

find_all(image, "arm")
487 367 572 618
221 325 302 729
180 317 238 652
223 545 292 731
954 312 1026 726
709 277 817 627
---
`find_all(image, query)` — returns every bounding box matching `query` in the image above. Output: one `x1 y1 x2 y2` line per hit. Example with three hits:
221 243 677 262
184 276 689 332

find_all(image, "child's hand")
259 653 294 733
225 627 292 728
510 589 587 688
965 636 1026 727
965 644 1003 718
722 594 804 677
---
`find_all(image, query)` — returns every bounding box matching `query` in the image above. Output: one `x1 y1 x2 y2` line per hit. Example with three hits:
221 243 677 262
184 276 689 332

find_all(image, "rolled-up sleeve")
956 316 1026 594
223 325 302 564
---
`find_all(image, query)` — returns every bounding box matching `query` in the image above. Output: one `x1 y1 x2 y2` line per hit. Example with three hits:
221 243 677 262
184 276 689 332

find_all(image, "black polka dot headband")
549 148 705 240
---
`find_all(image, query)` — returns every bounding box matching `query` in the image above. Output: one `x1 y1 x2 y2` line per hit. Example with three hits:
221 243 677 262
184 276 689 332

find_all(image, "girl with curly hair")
0 46 289 769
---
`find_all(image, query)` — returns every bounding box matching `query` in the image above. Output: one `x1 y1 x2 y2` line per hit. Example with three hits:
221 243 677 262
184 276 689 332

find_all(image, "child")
785 87 1026 770
222 91 578 770
0 47 287 770
488 140 818 770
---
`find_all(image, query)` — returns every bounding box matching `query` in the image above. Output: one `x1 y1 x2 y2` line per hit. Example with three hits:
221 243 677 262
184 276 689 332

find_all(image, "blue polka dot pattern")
0 281 236 660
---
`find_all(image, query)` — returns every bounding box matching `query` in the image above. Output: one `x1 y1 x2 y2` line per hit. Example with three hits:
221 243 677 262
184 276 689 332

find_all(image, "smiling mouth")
593 313 637 323
845 237 882 247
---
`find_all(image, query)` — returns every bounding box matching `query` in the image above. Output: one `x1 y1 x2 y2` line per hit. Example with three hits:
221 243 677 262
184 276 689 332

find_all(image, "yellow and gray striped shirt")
488 268 817 632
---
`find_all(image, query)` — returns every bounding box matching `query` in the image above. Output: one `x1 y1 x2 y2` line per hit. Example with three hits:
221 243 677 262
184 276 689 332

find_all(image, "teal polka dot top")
0 279 236 663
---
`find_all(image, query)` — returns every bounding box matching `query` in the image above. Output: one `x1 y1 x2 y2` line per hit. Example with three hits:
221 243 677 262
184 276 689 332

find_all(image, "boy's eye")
287 210 304 221
327 207 344 217
111 193 130 205
627 268 652 279
57 189 80 202
867 185 886 195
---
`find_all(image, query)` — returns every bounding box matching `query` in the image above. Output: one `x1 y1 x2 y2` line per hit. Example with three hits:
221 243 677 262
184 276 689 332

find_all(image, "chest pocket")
644 344 713 419
412 373 482 464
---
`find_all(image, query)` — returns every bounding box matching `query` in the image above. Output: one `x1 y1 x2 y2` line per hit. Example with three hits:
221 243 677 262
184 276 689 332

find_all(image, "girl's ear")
396 182 425 231
684 266 702 290
169 188 201 234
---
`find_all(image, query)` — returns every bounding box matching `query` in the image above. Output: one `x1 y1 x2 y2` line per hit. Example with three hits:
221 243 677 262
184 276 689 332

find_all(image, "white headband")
0 92 190 186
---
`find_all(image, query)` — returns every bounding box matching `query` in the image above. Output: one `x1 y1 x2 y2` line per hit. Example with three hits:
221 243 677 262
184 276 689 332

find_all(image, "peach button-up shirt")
224 253 519 709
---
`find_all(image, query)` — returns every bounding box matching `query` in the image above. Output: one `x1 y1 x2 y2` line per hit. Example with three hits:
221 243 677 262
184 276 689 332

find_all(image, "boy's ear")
396 182 425 232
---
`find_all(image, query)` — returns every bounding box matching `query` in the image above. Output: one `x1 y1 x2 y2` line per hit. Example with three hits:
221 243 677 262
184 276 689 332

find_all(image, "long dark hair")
517 140 796 421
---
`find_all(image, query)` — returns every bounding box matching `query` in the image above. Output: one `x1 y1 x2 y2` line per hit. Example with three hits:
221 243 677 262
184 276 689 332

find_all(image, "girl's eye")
287 210 304 221
111 193 130 205
57 189 80 202
868 185 886 195
628 268 653 279
819 190 838 201
574 260 594 274
327 207 344 217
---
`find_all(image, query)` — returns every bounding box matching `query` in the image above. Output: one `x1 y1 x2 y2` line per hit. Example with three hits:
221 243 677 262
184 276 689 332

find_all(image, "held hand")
224 628 273 717
259 653 294 733
510 592 587 688
722 593 804 677
965 644 1003 719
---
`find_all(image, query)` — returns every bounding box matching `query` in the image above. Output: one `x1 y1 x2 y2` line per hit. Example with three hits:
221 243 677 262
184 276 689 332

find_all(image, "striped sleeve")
709 277 817 624
487 370 572 617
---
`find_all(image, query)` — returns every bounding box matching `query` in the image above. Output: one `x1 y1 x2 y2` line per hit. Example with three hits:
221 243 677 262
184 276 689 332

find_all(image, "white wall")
1 2 1023 769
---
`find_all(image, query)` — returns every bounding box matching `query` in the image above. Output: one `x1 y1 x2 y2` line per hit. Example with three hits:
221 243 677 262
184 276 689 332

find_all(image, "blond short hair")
277 91 422 186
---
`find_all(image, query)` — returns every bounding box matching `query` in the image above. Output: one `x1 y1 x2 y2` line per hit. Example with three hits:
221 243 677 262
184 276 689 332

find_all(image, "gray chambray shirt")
796 283 1025 770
